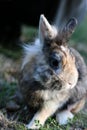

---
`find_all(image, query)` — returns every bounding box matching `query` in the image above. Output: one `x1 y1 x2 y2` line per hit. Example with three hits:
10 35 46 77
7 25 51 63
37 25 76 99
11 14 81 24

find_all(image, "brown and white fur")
19 15 87 129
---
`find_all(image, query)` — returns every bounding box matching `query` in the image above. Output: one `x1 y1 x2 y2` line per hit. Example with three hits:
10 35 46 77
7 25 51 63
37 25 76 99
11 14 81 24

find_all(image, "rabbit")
19 14 87 129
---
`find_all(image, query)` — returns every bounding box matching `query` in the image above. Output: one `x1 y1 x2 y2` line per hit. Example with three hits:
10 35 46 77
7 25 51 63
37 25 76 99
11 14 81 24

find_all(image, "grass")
0 47 21 60
0 81 17 108
14 123 27 130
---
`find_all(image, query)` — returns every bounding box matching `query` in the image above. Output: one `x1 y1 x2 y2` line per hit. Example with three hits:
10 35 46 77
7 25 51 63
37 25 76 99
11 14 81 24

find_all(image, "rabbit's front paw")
26 122 40 130
56 110 74 125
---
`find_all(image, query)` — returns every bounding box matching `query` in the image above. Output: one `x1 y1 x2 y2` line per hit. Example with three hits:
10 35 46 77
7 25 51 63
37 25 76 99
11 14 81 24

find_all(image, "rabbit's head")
23 15 78 91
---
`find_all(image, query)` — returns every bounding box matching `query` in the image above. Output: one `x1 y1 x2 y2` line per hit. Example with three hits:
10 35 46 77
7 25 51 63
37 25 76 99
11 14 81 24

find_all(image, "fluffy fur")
21 39 42 69
19 15 87 129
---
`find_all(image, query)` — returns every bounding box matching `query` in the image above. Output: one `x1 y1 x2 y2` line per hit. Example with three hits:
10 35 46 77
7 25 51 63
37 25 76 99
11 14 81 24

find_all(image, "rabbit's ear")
39 14 57 42
62 18 78 41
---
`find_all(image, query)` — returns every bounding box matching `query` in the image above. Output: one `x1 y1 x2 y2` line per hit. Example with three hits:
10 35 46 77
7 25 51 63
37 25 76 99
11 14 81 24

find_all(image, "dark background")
0 0 59 44
0 0 86 47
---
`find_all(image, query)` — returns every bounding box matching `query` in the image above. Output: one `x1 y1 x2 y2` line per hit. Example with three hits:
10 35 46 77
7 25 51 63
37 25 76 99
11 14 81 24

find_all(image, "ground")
0 16 87 130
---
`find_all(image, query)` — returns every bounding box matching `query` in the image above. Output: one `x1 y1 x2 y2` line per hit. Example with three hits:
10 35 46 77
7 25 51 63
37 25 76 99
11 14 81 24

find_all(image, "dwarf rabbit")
19 14 87 129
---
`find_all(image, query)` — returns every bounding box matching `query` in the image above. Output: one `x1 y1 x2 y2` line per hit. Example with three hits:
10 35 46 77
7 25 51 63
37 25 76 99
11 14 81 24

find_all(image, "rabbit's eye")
51 59 59 68
50 52 61 70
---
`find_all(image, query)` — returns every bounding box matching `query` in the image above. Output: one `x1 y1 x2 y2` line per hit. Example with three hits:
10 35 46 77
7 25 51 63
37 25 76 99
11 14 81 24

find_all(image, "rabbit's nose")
40 68 53 82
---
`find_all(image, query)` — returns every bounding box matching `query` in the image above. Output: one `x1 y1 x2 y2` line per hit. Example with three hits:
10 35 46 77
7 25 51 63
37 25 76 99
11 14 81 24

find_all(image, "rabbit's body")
19 15 87 129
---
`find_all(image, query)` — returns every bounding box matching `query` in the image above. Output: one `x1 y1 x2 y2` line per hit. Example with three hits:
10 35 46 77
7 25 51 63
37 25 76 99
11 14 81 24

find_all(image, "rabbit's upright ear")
62 18 78 41
39 14 57 42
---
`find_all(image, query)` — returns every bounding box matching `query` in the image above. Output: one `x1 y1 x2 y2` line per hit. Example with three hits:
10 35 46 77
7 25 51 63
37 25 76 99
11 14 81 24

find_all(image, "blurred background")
0 0 86 59
0 1 87 129
0 0 86 46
